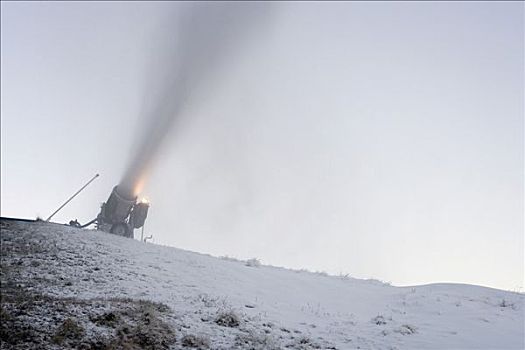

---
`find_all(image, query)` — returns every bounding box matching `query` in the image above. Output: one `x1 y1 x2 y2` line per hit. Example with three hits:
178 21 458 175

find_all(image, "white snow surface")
3 220 524 349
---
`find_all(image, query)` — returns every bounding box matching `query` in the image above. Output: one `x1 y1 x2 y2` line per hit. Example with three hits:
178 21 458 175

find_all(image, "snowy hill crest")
1 219 523 349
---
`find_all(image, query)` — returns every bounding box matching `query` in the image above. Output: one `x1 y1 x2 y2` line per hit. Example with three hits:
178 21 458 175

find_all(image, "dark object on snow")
181 334 210 348
63 182 150 238
96 186 150 238
52 318 85 345
68 218 97 229
43 173 147 236
91 312 120 328
215 311 240 328
69 219 80 227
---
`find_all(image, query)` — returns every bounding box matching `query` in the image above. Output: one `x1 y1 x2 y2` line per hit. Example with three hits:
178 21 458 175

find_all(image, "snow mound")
1 219 523 349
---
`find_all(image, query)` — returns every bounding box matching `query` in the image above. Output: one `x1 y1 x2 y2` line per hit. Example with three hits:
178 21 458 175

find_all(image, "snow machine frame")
95 186 149 238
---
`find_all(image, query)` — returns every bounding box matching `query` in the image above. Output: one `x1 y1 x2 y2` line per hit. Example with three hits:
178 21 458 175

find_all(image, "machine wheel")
110 223 131 238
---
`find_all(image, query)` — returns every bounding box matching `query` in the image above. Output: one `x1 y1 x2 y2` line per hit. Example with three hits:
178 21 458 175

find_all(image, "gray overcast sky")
1 1 523 291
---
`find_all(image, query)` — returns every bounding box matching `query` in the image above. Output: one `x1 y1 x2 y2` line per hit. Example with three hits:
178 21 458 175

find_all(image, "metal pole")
46 173 100 222
141 225 145 242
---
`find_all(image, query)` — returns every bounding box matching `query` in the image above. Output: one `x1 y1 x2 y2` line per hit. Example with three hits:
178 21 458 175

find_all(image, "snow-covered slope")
1 219 523 349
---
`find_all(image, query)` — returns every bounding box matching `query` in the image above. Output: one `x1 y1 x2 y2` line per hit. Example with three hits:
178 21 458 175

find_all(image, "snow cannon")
96 186 150 238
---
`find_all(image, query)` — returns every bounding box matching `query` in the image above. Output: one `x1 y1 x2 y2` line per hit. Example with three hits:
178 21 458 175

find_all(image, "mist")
119 2 275 198
1 1 522 291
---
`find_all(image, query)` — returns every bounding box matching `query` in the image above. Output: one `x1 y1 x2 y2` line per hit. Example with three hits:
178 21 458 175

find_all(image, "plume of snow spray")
118 2 274 198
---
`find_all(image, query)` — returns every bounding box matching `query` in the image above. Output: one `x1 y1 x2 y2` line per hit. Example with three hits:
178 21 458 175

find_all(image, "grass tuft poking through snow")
215 310 240 327
52 318 85 345
245 258 261 268
181 334 210 348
